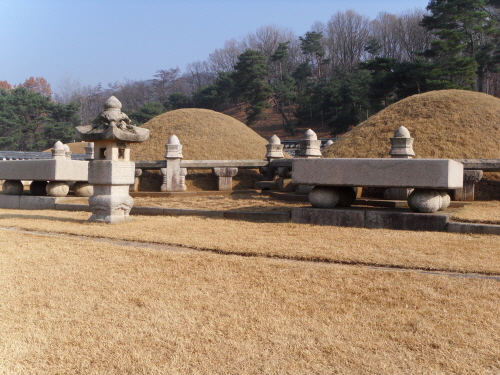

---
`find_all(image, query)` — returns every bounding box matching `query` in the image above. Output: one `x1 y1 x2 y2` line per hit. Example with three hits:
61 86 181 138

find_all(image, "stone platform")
0 194 499 235
291 207 452 232
0 195 66 210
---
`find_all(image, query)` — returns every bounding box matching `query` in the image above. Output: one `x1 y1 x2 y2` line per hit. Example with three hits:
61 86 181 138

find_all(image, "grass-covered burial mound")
322 90 500 200
130 108 270 191
130 108 268 161
323 90 500 159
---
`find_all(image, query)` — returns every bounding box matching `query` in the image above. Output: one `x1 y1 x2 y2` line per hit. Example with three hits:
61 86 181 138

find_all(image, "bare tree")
185 60 217 92
107 79 155 111
369 12 403 59
150 68 181 102
397 8 433 61
324 10 371 72
208 38 245 73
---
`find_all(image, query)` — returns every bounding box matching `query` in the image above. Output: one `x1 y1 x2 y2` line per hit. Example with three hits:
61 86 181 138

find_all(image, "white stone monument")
161 135 187 192
75 96 149 223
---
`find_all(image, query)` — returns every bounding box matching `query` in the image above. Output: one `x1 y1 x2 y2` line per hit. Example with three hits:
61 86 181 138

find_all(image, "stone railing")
1 128 496 202
133 159 269 192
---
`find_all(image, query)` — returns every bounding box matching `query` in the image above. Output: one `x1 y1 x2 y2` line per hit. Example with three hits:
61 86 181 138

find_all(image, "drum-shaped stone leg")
46 181 70 197
308 186 340 208
3 180 24 195
337 187 357 207
408 189 442 213
438 191 451 211
73 182 94 197
30 180 48 196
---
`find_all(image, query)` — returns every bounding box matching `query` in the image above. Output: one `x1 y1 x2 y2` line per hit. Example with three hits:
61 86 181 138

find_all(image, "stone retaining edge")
447 222 500 235
1 195 499 234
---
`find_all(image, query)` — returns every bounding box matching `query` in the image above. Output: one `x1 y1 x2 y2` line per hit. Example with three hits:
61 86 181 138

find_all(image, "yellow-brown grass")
130 108 269 161
452 200 500 225
323 90 500 159
1 219 499 374
1 209 499 275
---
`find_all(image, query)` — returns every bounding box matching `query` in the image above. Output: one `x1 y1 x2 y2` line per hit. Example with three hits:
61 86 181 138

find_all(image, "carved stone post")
462 170 483 201
75 96 149 223
384 126 415 200
84 142 94 160
161 135 186 192
257 135 284 189
323 139 334 149
298 129 322 158
388 126 415 158
130 168 142 193
64 144 72 160
69 142 95 197
213 167 238 191
296 129 321 195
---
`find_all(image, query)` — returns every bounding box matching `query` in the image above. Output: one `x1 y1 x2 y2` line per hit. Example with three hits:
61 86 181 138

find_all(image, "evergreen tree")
298 31 330 81
321 70 372 135
421 0 500 91
270 42 296 133
129 101 166 125
0 87 78 151
164 92 192 111
232 49 272 124
192 71 237 111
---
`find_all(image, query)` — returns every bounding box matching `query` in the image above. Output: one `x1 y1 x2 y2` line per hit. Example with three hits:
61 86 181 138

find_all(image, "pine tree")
232 49 272 125
421 0 500 91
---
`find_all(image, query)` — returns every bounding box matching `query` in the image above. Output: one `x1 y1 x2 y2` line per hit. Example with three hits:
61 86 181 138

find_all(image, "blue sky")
0 0 430 92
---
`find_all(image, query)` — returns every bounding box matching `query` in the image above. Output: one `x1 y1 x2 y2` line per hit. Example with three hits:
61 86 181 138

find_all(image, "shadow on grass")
0 213 85 224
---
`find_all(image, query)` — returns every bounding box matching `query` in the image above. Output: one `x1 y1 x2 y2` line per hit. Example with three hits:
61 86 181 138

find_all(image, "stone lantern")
75 96 149 223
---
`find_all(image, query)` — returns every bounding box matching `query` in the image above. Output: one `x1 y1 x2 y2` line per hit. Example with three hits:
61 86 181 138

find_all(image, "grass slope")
130 108 269 161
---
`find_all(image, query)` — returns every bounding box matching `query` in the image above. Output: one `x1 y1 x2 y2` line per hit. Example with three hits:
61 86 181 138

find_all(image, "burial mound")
323 89 500 200
130 108 272 191
323 89 500 159
130 108 268 161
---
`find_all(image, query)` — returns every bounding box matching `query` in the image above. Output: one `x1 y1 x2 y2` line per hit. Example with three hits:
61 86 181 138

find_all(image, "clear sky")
0 0 430 93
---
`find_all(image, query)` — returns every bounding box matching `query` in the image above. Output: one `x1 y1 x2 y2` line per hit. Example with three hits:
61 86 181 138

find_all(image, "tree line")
2 0 500 150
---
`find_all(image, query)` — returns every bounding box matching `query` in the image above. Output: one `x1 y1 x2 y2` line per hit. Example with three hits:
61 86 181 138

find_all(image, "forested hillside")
2 0 500 150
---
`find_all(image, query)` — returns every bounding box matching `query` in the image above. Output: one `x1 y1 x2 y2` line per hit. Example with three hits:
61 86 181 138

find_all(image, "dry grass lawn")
451 200 500 225
1 221 499 374
0 208 499 275
136 192 308 212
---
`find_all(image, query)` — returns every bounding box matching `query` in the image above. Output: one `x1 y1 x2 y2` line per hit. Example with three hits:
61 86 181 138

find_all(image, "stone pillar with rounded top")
259 135 285 189
323 139 334 149
296 129 321 194
46 140 68 196
388 126 415 158
64 144 72 160
161 135 186 192
75 96 149 223
265 135 284 161
298 129 322 158
384 126 416 201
